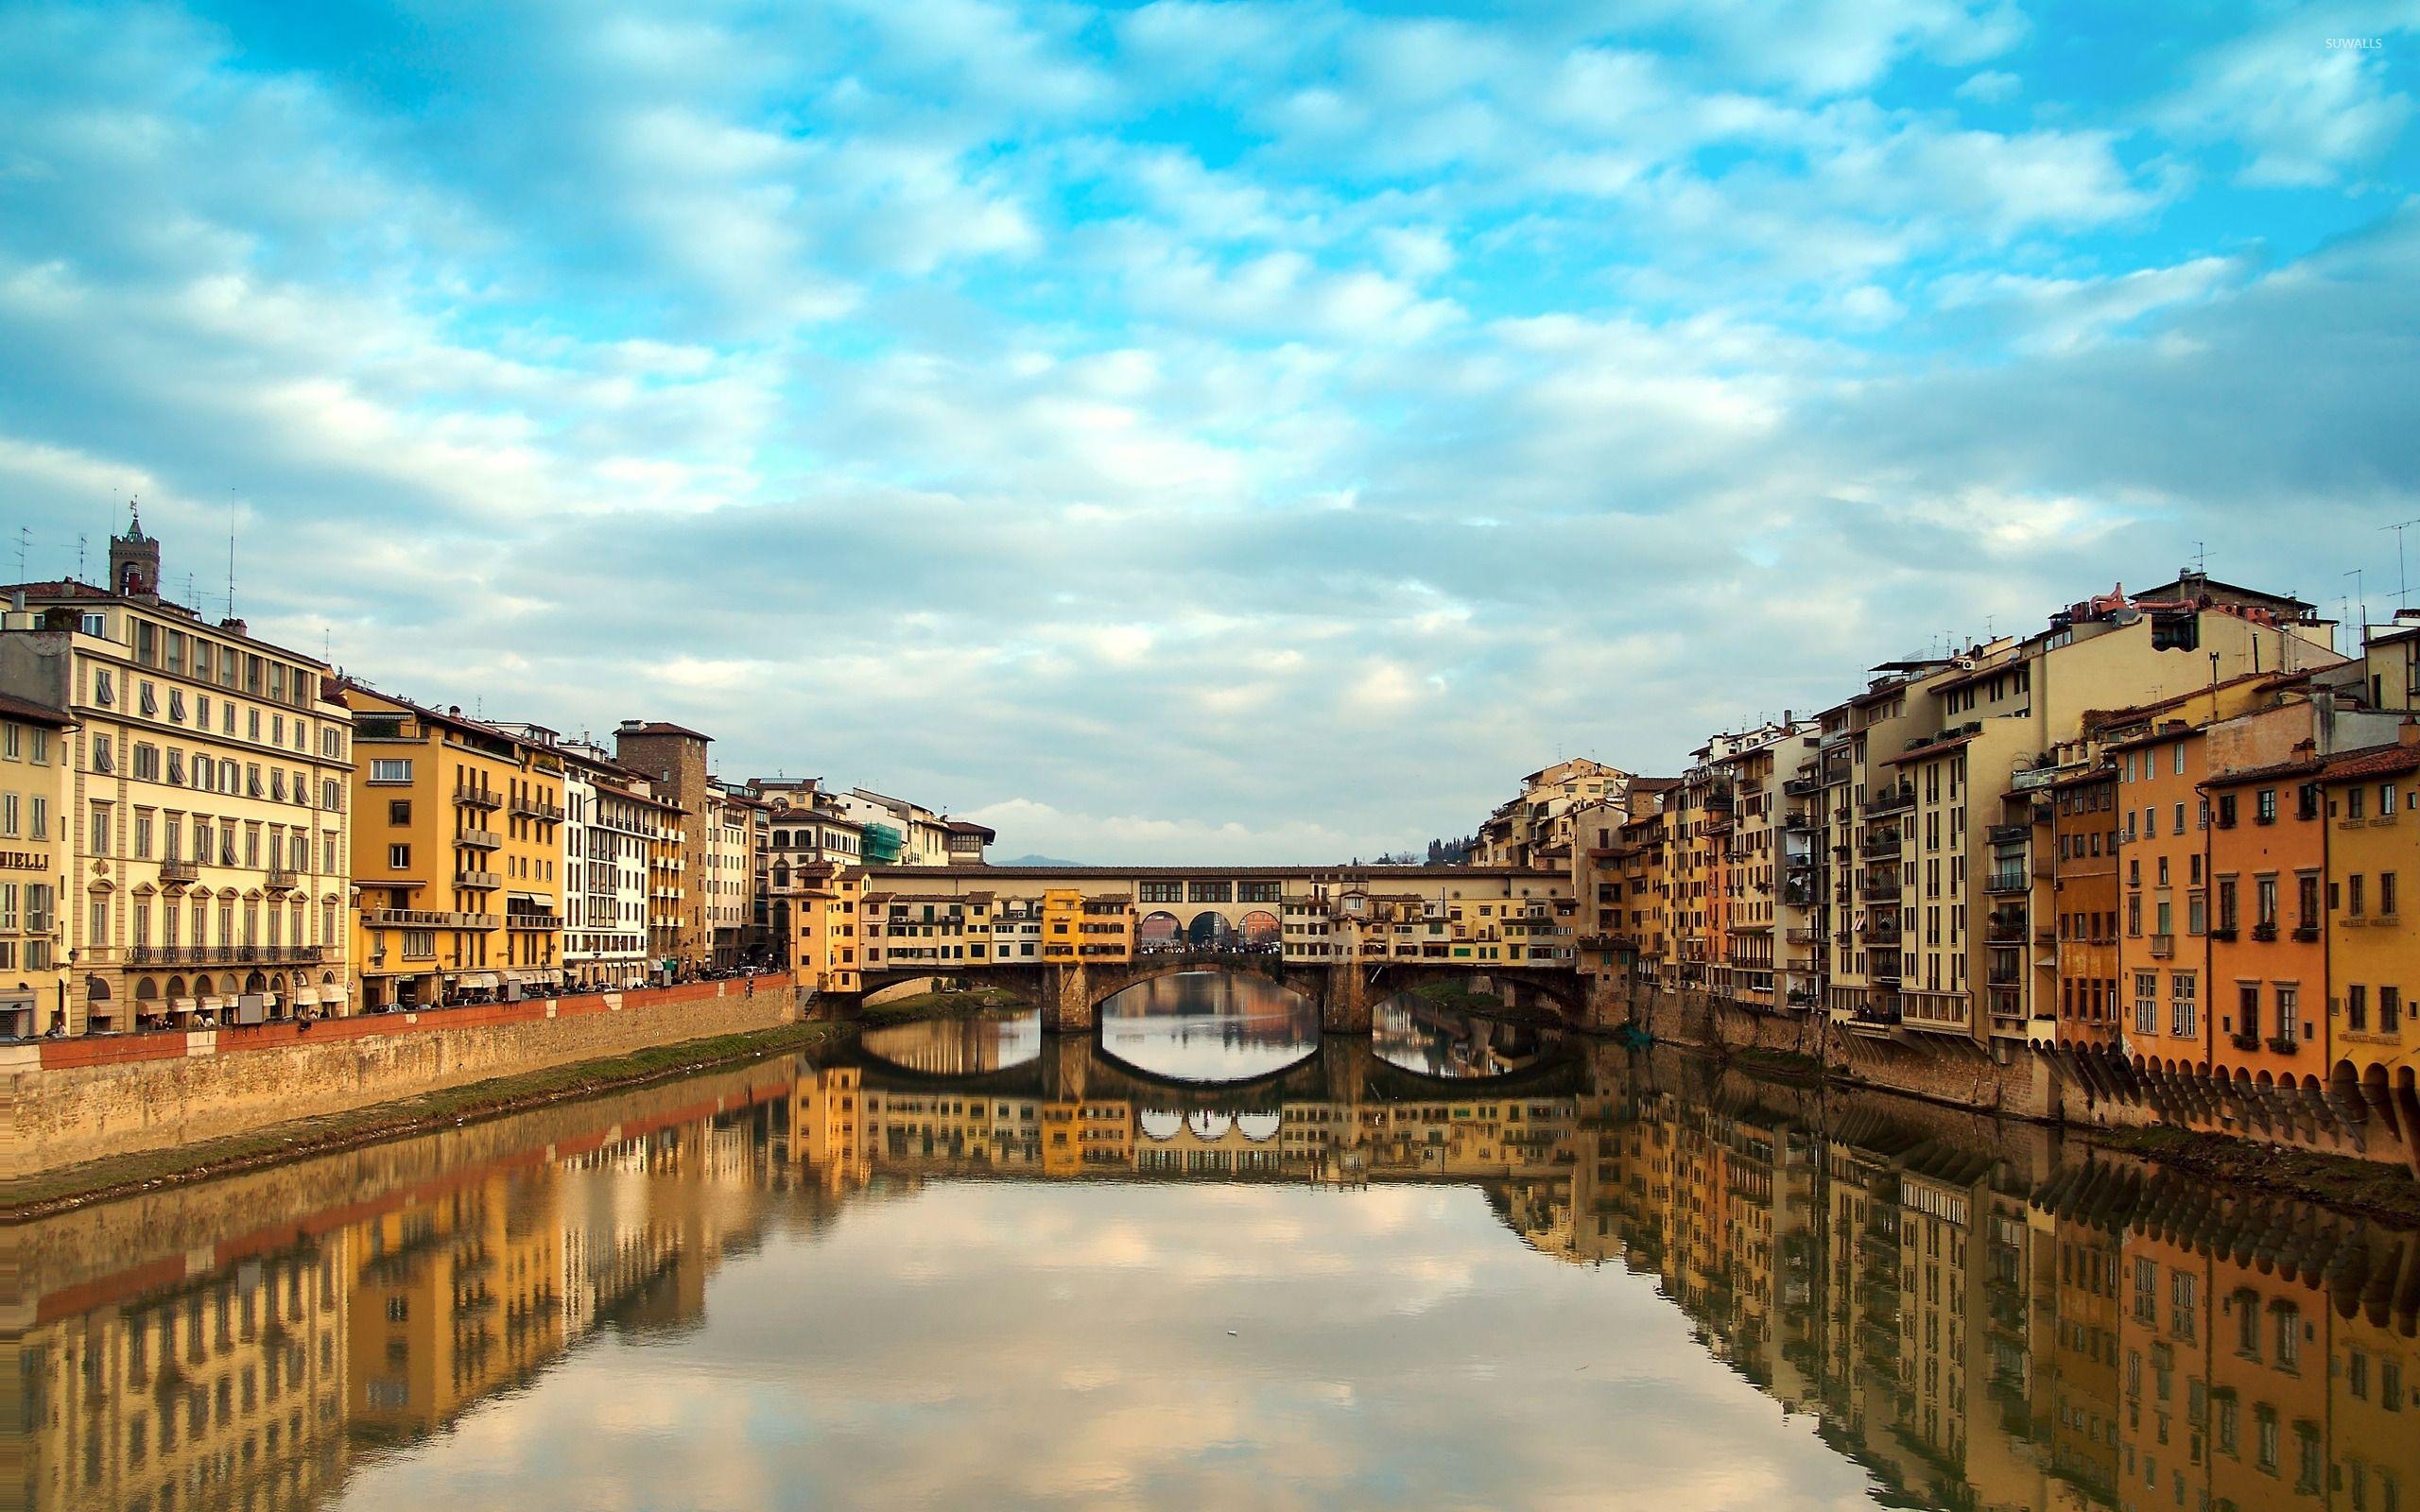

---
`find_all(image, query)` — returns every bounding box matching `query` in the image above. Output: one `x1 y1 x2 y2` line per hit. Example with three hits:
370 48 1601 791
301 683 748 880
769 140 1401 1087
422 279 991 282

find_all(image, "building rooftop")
0 690 75 729
617 719 715 742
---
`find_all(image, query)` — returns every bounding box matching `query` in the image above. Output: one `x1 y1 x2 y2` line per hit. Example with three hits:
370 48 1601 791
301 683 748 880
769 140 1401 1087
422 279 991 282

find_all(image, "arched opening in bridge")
1186 912 1234 951
1096 970 1318 1083
1237 909 1279 953
1139 911 1184 954
1371 978 1567 1079
860 1009 1043 1075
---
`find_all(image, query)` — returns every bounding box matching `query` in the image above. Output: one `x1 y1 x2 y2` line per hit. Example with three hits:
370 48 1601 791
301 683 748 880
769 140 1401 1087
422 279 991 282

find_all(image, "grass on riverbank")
856 987 1033 1022
5 1018 845 1221
2092 1124 2420 1229
1720 1045 1826 1081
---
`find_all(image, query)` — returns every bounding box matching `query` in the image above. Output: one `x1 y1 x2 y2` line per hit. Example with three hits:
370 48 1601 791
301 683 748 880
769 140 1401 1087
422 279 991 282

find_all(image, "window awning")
458 972 498 989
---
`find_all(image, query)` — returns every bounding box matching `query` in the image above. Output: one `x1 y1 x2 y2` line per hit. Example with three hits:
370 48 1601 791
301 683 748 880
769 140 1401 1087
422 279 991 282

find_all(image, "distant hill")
997 852 1085 867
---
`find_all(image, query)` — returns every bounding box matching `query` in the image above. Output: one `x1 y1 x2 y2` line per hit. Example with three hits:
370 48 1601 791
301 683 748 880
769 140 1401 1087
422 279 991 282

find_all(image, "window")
90 802 112 855
2171 973 2197 1039
389 799 411 826
2385 987 2403 1036
2276 986 2301 1042
2350 984 2370 1031
2386 872 2400 917
388 845 410 870
2135 971 2159 1037
2238 983 2261 1040
2257 788 2278 823
370 759 412 784
2256 877 2279 927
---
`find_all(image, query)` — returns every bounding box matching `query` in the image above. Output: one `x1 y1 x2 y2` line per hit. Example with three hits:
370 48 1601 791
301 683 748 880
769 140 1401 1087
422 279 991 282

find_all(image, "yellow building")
787 862 864 995
2320 732 2420 1099
2 518 356 1031
0 692 73 1037
341 687 567 1008
863 889 994 971
1039 886 1134 962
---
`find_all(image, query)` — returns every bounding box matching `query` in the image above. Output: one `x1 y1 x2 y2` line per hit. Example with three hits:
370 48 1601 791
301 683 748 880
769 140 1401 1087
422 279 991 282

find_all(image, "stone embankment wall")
1620 983 2420 1175
4 974 806 1181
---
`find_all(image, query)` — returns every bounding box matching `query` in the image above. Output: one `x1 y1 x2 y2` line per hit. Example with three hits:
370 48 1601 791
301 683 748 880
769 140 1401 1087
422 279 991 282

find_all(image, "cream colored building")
0 692 74 1037
1 518 354 1031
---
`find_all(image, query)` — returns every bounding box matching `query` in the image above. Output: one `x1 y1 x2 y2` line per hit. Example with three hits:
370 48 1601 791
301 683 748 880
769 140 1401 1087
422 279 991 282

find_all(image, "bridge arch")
1186 912 1235 950
1237 909 1279 950
1139 910 1184 953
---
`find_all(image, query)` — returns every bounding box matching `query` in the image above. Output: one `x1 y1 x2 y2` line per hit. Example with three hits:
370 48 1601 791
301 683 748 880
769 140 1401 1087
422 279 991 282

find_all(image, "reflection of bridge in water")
20 1035 2420 1512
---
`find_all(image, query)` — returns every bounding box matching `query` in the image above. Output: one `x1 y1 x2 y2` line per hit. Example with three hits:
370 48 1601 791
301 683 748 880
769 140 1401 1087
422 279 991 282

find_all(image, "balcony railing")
458 827 504 850
505 910 562 932
1868 957 1905 984
266 866 302 892
455 783 504 810
455 869 503 890
158 858 200 885
363 907 499 931
2149 933 2174 960
510 798 565 823
1783 813 1816 833
1865 786 1915 817
1861 878 1901 902
1986 823 2031 847
1984 869 2031 895
1783 776 1819 799
1860 832 1901 858
125 943 334 966
1985 914 2028 943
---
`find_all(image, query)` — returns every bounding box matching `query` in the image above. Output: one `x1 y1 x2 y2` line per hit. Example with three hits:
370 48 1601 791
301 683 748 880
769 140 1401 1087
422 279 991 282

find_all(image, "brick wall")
5 974 804 1180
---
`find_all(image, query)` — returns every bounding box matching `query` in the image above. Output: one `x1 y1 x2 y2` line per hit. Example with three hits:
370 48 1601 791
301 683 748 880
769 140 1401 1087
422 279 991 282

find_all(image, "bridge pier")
1322 962 1371 1035
1046 962 1095 1034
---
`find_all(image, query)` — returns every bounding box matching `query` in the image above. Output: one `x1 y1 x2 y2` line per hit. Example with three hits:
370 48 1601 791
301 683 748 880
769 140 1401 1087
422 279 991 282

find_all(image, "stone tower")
109 502 161 598
614 719 715 968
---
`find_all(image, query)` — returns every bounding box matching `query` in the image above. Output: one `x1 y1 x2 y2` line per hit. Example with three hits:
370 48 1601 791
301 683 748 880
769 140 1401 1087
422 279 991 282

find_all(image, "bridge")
853 864 1610 1032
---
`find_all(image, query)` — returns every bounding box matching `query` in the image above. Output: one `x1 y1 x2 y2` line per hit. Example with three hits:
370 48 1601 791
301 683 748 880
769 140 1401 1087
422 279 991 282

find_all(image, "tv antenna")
2385 519 2420 610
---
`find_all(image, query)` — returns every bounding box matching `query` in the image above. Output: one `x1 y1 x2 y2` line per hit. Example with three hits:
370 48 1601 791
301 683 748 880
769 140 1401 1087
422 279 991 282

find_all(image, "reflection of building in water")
1045 1102 1135 1175
346 1169 564 1441
14 1240 350 1512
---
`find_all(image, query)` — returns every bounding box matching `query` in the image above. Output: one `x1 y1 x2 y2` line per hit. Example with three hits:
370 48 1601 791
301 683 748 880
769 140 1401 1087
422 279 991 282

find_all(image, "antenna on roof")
2192 540 2208 574
76 532 86 583
14 525 26 583
226 489 238 620
2385 519 2420 613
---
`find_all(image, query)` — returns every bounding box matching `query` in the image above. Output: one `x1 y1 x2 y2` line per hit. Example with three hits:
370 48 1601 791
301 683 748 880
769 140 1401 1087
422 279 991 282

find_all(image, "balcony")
1865 919 1903 946
1984 869 2031 896
458 826 503 850
1783 813 1816 833
455 869 503 890
158 858 200 885
510 798 565 823
1783 776 1819 799
2149 933 2174 960
364 907 500 931
1869 957 1905 984
456 782 504 810
1985 913 2028 944
126 943 334 967
1785 927 1825 947
266 866 302 892
1861 877 1901 903
1860 831 1902 859
1986 823 2031 847
1865 785 1915 817
505 910 562 932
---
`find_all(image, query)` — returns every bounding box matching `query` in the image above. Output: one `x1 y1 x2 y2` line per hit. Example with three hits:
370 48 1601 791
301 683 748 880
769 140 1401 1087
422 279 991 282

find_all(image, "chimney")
2401 720 2420 748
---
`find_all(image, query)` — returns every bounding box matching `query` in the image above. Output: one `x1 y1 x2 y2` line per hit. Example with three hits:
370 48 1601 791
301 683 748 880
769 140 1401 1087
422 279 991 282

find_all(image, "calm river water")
13 975 2418 1511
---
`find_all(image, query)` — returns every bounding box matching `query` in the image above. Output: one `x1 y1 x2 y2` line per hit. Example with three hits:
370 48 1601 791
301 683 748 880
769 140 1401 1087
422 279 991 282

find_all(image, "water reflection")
1372 994 1565 1078
1094 971 1319 1081
859 1009 1041 1074
13 1030 2420 1512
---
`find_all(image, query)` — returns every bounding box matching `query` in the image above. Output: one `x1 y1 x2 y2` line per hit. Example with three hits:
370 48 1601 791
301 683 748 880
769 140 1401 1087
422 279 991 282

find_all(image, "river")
11 974 2416 1510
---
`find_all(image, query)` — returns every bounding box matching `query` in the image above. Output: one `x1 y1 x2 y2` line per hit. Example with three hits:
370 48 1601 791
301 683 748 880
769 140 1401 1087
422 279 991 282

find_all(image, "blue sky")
4 0 2417 862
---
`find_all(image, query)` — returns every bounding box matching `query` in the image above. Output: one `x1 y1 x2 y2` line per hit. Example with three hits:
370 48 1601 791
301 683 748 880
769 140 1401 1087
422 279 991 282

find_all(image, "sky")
4 0 2418 864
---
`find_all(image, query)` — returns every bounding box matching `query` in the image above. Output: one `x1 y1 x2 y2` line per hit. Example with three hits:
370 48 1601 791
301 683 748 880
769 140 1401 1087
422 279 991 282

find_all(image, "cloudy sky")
5 1 2417 862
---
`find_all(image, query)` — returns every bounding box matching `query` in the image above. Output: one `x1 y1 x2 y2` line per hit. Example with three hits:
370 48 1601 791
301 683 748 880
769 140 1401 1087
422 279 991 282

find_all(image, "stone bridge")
859 952 1605 1034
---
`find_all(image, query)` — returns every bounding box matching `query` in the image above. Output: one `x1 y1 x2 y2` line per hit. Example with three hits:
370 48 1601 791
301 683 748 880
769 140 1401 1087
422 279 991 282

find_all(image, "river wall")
1621 982 2420 1176
3 974 807 1182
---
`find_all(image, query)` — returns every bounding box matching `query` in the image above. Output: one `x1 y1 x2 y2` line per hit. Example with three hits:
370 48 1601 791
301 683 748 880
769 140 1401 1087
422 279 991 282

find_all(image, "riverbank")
3 1018 846 1221
2086 1124 2420 1229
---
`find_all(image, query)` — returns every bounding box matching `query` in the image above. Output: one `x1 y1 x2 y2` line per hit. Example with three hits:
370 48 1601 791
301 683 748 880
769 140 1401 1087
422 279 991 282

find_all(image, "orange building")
2048 765 2121 1049
2112 720 2213 1068
2204 753 2330 1088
